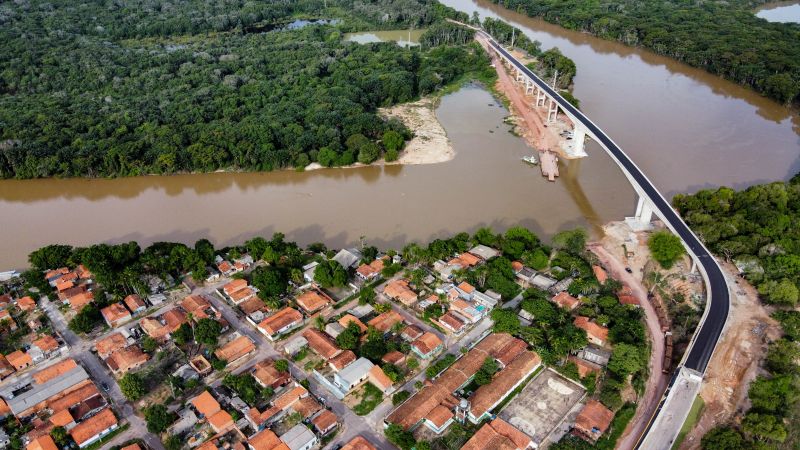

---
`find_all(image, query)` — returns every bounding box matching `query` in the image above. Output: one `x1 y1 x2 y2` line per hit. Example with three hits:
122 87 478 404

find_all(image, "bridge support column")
516 68 524 83
525 78 534 95
536 88 546 107
626 195 655 231
547 98 559 122
570 124 589 158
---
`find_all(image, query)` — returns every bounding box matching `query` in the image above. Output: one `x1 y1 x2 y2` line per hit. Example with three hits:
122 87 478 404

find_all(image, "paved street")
40 298 165 450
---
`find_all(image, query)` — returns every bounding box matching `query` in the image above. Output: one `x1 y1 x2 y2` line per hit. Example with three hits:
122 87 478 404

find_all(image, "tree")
748 375 799 413
765 339 800 374
758 279 799 306
173 323 193 346
50 426 69 447
142 336 158 353
314 260 347 288
742 412 787 443
360 328 388 361
144 404 175 433
491 308 521 335
29 245 73 271
359 288 376 305
474 357 499 385
252 266 288 298
552 228 587 255
194 239 215 264
164 435 183 450
275 359 289 372
385 424 416 450
648 231 685 269
336 322 362 350
700 427 747 450
195 318 222 346
68 304 101 334
119 372 146 400
406 356 419 371
607 343 645 377
383 130 404 152
392 390 411 406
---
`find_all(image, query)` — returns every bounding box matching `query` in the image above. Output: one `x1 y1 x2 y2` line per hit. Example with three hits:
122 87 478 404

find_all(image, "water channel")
0 0 798 269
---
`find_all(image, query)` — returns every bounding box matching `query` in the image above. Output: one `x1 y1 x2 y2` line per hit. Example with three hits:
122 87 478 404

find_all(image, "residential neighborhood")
0 227 646 450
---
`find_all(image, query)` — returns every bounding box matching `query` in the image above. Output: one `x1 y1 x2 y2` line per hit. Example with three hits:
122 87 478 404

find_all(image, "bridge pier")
536 88 546 107
547 98 559 122
626 195 655 231
570 124 589 157
516 68 524 83
525 78 534 95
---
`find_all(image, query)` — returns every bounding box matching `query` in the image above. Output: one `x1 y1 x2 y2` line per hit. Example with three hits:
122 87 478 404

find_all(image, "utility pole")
511 28 515 48
552 69 559 89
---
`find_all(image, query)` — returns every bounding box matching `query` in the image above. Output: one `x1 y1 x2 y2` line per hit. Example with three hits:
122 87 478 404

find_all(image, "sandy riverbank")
380 97 455 165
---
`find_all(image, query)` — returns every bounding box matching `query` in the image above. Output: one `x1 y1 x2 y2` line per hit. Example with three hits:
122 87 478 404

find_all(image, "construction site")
476 34 587 182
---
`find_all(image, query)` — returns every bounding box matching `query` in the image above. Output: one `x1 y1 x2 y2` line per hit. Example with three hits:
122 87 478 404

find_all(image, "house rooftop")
574 316 609 343
367 310 403 333
279 424 316 450
303 328 341 360
461 418 532 450
95 333 127 357
295 290 331 314
27 435 58 450
412 332 443 356
69 407 117 446
258 308 303 336
215 335 255 363
575 400 615 441
191 390 221 418
341 436 376 450
7 365 89 415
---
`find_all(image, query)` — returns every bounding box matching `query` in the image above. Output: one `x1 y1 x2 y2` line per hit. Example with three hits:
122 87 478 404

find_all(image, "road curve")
480 32 729 373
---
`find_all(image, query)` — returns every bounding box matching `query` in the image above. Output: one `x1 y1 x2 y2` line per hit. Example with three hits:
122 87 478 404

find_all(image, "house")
100 303 131 328
438 312 466 334
381 351 406 366
280 424 318 450
191 391 222 419
208 409 235 434
617 287 640 307
574 317 609 347
95 333 128 359
27 435 58 450
469 245 500 261
311 410 337 435
302 262 319 284
576 345 612 366
123 294 147 315
447 252 480 270
295 289 332 315
69 408 118 448
169 407 199 436
356 258 385 281
367 365 393 394
453 281 475 300
386 334 541 433
29 335 62 362
347 304 374 319
0 310 17 331
338 314 367 334
461 418 533 450
332 248 362 270
341 436 377 450
574 400 615 443
252 359 291 389
568 356 602 378
411 332 443 359
400 325 423 342
472 290 498 310
333 358 374 392
181 295 219 320
422 405 454 435
148 293 167 306
223 279 257 305
383 279 417 307
592 265 608 284
16 296 36 312
552 292 580 311
215 335 256 366
449 300 482 323
247 428 284 450
0 355 15 379
140 308 187 340
190 355 213 376
367 311 403 333
106 346 149 375
329 351 356 372
216 260 237 277
258 308 303 340
66 292 94 312
302 329 342 361
324 323 344 339
283 336 308 357
6 350 32 371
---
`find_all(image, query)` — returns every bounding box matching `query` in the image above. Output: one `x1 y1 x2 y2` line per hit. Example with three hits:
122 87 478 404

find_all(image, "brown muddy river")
0 0 798 269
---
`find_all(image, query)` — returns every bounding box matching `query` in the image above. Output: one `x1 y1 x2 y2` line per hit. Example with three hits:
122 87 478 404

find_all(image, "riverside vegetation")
674 173 800 447
488 0 800 104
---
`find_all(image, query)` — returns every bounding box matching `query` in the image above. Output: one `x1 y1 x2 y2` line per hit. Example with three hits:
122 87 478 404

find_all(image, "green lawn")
353 383 384 415
672 397 705 449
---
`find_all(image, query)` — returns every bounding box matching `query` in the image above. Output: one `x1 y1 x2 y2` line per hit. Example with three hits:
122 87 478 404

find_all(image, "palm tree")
645 270 675 297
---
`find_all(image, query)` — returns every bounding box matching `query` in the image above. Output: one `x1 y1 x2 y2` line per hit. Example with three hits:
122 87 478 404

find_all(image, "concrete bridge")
477 30 731 449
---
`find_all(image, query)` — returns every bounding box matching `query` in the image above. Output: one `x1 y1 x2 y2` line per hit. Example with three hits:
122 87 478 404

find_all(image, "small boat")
521 155 538 165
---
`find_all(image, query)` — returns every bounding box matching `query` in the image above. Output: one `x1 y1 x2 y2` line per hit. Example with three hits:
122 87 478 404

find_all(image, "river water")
755 0 800 23
0 0 798 269
344 29 424 46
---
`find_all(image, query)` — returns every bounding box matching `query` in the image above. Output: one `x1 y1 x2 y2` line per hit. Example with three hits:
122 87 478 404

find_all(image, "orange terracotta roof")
47 381 99 412
552 291 580 310
239 296 268 314
253 359 290 388
575 400 615 439
329 350 357 371
368 366 393 391
101 303 131 325
412 332 443 356
17 296 37 311
341 436 377 450
424 405 453 428
338 314 367 334
292 395 322 419
273 385 308 411
214 336 255 363
461 418 532 450
32 335 59 352
56 279 74 292
69 408 117 446
401 325 423 340
106 346 149 373
223 279 248 295
296 290 331 314
383 279 417 305
123 294 146 311
258 307 303 336
217 261 233 273
494 338 527 367
367 310 403 333
457 281 475 294
574 316 609 344
191 391 221 418
617 288 640 306
121 444 142 450
438 312 466 332
27 435 58 450
49 409 74 427
469 351 541 418
592 265 608 284
68 292 94 311
568 356 601 378
208 409 234 433
95 333 128 358
448 252 480 268
312 409 337 431
181 295 213 319
229 286 257 304
381 351 406 365
248 429 288 450
6 350 32 370
45 268 69 280
163 308 187 330
511 261 524 272
303 328 342 360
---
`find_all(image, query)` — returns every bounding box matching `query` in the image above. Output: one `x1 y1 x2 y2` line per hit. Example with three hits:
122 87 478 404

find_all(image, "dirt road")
589 244 669 450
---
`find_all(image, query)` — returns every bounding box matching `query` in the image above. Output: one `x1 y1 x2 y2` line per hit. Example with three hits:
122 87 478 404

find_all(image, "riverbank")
381 97 455 165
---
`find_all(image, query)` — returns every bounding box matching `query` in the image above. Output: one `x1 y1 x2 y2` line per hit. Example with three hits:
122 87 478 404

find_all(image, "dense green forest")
0 0 491 178
488 0 800 104
674 173 800 447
